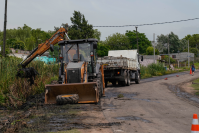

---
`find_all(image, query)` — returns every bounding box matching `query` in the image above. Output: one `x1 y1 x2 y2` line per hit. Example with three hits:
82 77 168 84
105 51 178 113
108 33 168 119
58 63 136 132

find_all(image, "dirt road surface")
101 70 199 133
0 71 199 133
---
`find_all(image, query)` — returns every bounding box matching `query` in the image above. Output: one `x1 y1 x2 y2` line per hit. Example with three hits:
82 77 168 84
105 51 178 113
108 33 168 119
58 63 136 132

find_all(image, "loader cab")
58 39 98 83
60 38 98 64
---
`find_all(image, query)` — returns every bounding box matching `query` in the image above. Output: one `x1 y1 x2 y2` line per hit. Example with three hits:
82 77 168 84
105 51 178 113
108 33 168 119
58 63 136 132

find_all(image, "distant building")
140 55 161 67
160 52 194 62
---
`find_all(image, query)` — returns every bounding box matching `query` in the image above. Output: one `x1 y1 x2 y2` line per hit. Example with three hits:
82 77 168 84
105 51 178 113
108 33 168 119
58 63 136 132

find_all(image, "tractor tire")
135 71 140 84
56 94 79 105
126 72 130 86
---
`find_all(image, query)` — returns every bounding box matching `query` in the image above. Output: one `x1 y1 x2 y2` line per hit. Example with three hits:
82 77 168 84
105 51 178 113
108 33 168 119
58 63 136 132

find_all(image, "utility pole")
135 27 139 54
168 35 170 69
3 0 8 57
188 40 189 68
153 33 155 63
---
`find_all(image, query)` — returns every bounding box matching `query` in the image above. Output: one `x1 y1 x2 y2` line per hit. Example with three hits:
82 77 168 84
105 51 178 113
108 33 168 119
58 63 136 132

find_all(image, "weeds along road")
101 70 199 133
0 71 199 133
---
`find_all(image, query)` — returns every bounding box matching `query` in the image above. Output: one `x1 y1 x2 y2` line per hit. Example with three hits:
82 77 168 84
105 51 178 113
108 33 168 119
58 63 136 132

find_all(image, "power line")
93 18 199 27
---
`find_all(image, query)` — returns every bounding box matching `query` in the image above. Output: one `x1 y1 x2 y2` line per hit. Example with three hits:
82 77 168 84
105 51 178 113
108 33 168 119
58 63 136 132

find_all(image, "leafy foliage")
0 24 55 51
146 46 159 55
140 63 166 79
97 41 110 57
93 29 101 41
125 30 151 54
104 33 131 50
183 34 199 49
0 56 59 107
68 11 94 40
161 55 176 63
157 32 187 54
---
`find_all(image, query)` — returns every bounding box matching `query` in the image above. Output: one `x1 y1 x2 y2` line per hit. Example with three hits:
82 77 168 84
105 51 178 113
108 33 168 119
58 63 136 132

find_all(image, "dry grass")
0 56 59 108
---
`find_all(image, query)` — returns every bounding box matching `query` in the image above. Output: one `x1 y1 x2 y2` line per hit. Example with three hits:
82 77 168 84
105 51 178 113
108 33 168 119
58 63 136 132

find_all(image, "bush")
0 48 10 57
161 55 176 63
0 56 59 107
140 63 166 79
146 46 159 55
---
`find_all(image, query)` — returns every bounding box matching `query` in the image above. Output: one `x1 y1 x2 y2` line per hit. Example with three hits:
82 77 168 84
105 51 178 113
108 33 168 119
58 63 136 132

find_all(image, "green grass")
0 56 59 107
141 63 166 79
194 62 199 69
191 78 199 95
140 62 199 79
117 94 124 98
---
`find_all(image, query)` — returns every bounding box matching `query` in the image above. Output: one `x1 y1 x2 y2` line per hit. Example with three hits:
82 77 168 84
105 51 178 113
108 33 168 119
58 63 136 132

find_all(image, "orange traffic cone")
191 114 199 133
190 68 192 75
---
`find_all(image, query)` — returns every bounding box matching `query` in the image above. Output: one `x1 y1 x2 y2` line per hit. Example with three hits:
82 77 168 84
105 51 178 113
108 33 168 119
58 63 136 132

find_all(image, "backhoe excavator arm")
17 25 69 85
20 27 68 68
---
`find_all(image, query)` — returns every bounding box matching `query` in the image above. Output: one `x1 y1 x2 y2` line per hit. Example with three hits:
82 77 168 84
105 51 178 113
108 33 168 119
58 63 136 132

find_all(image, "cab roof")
58 38 98 46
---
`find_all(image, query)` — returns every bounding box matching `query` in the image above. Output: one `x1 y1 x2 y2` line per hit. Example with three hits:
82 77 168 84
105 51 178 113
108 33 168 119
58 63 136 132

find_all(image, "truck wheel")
56 94 79 105
126 72 130 86
135 71 140 84
112 81 116 86
122 71 127 86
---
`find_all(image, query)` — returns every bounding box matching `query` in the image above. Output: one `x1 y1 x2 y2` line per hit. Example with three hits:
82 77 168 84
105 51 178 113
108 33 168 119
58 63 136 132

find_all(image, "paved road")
100 71 199 133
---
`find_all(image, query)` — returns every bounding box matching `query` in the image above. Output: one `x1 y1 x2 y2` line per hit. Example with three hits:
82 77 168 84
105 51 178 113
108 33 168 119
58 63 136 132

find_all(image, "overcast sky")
0 0 199 41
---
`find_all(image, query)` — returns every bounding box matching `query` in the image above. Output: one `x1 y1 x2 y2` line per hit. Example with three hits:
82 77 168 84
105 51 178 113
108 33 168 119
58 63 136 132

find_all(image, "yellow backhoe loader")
45 39 105 104
17 24 105 104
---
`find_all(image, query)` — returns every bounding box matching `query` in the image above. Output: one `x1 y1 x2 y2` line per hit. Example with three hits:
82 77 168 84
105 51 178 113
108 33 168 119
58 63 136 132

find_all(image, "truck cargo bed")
97 56 137 70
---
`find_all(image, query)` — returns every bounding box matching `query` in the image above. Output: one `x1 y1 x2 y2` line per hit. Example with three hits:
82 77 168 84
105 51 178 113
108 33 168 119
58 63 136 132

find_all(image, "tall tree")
157 32 187 54
125 30 151 54
183 48 199 57
68 11 94 39
97 41 110 57
146 46 159 55
183 34 199 49
93 29 101 41
104 33 130 50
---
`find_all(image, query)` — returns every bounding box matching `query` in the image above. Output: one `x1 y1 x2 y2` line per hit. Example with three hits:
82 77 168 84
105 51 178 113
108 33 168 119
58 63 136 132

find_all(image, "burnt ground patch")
0 100 114 133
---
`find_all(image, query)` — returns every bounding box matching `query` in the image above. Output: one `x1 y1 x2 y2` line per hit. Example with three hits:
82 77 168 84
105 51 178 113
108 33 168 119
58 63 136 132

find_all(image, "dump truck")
45 38 105 104
97 50 143 87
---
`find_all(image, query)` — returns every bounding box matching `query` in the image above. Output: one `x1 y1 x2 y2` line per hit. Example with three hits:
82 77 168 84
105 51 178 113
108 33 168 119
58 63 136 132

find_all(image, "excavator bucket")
45 82 99 104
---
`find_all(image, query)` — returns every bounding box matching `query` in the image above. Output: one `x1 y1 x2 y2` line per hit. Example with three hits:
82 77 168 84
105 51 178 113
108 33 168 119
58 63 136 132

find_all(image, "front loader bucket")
45 82 99 104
